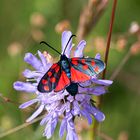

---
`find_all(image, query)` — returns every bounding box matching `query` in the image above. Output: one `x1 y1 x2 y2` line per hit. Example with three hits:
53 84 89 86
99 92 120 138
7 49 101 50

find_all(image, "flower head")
14 31 113 140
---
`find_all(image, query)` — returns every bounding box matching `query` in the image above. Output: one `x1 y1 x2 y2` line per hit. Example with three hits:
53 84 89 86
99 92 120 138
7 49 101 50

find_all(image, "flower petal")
40 114 52 125
90 106 105 122
23 69 42 78
43 119 52 138
75 94 85 102
45 91 68 104
38 50 52 71
74 40 86 57
65 102 71 113
72 101 80 115
24 53 43 71
80 86 106 96
92 78 113 86
61 31 72 57
67 95 74 102
44 117 58 139
95 53 101 59
59 119 67 138
90 86 106 95
66 122 78 140
13 81 36 93
51 117 58 136
80 109 92 125
26 104 44 122
79 80 92 87
19 99 39 109
67 119 75 129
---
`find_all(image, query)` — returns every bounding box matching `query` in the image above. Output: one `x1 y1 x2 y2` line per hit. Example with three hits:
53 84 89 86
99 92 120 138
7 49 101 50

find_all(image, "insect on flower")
13 31 113 140
37 34 105 96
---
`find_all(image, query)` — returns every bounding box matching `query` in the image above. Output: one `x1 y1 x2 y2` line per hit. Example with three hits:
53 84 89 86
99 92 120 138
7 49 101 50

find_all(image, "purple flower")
13 31 113 140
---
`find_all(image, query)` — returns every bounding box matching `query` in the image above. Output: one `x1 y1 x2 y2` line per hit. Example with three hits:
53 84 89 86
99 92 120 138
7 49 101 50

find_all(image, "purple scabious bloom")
13 31 113 140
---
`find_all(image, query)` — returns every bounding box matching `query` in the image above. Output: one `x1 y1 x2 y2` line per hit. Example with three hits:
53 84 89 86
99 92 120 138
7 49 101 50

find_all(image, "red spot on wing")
72 58 79 61
91 60 95 66
55 66 60 73
81 59 86 64
55 71 70 92
71 58 79 66
50 77 56 83
94 66 99 72
83 65 88 70
71 60 78 65
44 85 49 91
71 67 90 82
51 63 58 69
48 71 52 77
42 79 47 85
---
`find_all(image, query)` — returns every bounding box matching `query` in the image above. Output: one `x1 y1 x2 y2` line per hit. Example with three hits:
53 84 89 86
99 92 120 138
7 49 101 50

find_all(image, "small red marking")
50 77 56 83
42 79 47 85
81 59 86 64
51 63 58 69
72 60 78 65
94 66 99 72
48 71 52 77
91 60 95 66
72 58 78 61
83 65 88 70
44 85 49 91
55 66 60 73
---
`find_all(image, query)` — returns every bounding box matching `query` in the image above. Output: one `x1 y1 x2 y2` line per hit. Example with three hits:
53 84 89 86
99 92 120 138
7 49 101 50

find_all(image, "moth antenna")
63 34 76 55
40 41 61 55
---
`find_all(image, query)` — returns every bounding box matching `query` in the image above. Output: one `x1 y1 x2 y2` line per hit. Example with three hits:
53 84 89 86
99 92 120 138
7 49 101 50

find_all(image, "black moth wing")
37 62 61 92
70 57 105 76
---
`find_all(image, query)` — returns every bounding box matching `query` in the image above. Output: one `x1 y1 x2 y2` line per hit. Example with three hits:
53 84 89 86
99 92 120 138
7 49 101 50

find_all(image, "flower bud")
130 41 140 55
55 20 70 33
43 51 53 63
30 12 46 27
116 37 127 51
129 22 140 34
7 42 22 56
31 29 44 42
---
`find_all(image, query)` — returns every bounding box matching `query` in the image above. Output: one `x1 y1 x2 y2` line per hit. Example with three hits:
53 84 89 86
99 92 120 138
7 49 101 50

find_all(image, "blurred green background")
0 0 140 140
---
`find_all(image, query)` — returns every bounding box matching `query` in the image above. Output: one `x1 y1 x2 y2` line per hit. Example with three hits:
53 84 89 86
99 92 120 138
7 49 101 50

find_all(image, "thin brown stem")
0 94 20 106
93 49 131 140
102 0 118 79
93 0 118 139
